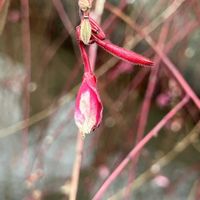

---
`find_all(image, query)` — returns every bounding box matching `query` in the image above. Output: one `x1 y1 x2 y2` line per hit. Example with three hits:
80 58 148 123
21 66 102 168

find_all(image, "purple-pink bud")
74 72 103 136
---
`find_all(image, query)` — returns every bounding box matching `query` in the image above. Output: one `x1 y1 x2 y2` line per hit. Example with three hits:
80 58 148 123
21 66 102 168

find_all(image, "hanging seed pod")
80 18 92 45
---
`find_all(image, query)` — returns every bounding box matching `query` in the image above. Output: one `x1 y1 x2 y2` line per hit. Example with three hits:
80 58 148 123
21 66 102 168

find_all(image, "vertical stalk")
79 41 92 73
69 132 84 200
89 0 106 71
20 0 31 176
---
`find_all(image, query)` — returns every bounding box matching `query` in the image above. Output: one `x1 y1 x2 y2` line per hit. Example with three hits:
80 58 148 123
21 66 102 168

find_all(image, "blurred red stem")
105 4 198 108
88 0 106 71
20 0 31 176
102 0 127 31
106 4 200 109
52 0 73 33
52 0 79 58
125 22 170 200
79 42 92 73
149 38 200 109
191 0 200 23
69 133 84 200
136 22 169 145
92 96 190 200
38 31 68 80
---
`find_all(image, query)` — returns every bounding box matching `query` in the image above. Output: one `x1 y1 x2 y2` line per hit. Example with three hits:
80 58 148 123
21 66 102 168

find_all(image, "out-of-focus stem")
136 22 169 143
92 96 190 200
89 0 106 71
102 0 127 31
124 22 170 200
20 0 31 176
69 132 84 200
0 0 10 34
106 3 200 109
37 30 68 80
109 120 200 200
52 0 78 57
114 19 197 112
79 41 92 73
52 0 73 34
191 0 200 23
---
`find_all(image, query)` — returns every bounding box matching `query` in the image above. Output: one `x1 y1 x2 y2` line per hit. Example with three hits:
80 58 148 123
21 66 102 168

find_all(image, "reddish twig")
124 21 170 200
52 0 73 33
191 0 200 23
20 0 31 176
69 132 84 200
78 41 92 73
136 22 170 145
37 30 68 80
89 0 106 71
136 24 169 143
52 0 79 57
92 96 190 200
102 0 127 31
106 4 200 109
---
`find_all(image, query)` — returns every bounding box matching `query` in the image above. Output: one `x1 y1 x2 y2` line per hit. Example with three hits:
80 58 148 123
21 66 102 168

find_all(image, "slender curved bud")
80 18 92 45
93 36 154 66
74 72 103 136
89 17 106 40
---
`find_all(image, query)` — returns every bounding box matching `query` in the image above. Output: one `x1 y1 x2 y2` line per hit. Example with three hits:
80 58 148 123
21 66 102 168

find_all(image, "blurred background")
0 0 200 199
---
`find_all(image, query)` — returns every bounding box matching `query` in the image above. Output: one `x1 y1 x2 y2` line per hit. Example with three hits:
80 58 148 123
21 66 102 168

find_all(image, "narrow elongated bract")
89 17 106 40
80 18 92 45
93 36 153 66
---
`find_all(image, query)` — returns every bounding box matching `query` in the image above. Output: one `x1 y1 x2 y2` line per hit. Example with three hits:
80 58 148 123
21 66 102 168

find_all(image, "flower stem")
69 132 84 200
79 41 93 73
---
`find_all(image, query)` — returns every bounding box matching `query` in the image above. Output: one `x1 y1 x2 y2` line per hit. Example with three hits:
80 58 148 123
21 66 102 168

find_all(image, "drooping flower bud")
80 18 92 45
74 72 103 136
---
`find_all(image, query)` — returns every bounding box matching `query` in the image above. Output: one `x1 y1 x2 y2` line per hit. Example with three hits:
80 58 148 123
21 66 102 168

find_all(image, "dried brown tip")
80 18 92 45
78 0 91 12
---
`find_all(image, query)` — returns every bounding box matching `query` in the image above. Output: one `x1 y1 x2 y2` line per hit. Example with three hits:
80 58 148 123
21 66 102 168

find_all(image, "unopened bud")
74 72 103 136
78 0 91 12
80 18 92 45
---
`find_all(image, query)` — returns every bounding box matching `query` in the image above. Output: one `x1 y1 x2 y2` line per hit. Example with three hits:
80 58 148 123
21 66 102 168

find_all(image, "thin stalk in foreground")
124 22 170 199
92 96 190 200
89 0 105 71
69 132 84 200
20 0 31 177
108 120 200 200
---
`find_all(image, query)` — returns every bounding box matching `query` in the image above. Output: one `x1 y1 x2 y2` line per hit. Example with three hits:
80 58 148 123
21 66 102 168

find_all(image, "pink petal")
74 72 103 135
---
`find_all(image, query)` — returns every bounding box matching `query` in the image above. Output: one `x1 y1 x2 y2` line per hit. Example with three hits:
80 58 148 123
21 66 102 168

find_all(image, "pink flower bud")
74 72 103 135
